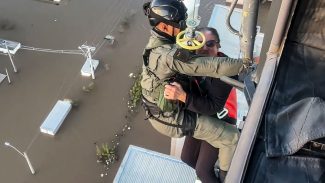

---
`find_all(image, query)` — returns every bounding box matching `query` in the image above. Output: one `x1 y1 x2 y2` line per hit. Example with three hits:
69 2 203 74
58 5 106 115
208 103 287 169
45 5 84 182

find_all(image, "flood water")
0 0 225 182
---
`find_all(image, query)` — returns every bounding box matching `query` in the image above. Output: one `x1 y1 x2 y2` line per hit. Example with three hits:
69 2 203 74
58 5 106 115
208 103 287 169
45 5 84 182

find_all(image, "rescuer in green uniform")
141 0 244 176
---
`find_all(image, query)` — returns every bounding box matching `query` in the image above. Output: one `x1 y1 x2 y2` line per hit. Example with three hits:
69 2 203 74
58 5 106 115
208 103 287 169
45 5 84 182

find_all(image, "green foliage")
129 74 142 108
95 71 141 171
96 143 118 165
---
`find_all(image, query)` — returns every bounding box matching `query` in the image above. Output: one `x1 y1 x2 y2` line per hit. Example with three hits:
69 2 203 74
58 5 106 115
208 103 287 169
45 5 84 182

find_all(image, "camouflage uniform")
141 35 242 171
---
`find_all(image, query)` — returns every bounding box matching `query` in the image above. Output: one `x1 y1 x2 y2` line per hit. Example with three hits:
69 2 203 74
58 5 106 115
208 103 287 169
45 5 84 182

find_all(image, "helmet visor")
151 5 181 21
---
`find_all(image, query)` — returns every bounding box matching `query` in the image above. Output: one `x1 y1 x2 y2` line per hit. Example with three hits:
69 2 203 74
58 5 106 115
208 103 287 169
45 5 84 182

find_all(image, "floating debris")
129 73 135 78
117 18 128 33
53 0 61 3
88 82 95 90
117 9 137 33
63 98 80 107
82 82 96 93
104 64 110 71
33 0 62 5
95 70 142 175
104 35 115 45
0 19 15 31
82 86 90 93
96 143 118 166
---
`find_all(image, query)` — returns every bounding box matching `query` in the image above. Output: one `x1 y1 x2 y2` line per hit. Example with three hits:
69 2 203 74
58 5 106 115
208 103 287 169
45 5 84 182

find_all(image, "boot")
218 170 227 183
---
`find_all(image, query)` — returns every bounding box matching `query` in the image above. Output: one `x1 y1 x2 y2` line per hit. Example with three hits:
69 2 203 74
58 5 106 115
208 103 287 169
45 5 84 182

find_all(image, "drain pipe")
223 0 259 105
241 0 259 62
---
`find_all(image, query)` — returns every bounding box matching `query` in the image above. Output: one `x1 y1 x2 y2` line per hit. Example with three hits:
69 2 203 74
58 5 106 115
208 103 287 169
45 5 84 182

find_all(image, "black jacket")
184 52 238 123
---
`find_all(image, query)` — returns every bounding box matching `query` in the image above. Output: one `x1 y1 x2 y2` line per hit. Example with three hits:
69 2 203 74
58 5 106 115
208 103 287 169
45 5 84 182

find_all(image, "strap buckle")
217 108 228 119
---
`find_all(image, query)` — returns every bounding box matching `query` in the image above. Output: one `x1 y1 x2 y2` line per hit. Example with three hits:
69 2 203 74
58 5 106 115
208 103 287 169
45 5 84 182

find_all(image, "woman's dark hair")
197 27 220 43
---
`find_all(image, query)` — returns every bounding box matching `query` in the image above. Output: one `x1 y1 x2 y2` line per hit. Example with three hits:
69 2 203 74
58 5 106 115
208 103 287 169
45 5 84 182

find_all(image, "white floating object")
104 35 115 45
0 73 6 84
0 39 21 54
40 100 72 136
80 58 99 77
129 73 134 78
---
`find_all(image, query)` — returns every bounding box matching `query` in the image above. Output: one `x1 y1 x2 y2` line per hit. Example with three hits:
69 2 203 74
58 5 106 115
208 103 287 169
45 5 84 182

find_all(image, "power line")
20 45 84 55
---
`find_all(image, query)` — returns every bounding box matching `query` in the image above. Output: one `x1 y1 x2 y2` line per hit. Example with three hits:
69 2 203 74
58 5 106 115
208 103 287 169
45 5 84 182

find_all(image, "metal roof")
114 145 196 183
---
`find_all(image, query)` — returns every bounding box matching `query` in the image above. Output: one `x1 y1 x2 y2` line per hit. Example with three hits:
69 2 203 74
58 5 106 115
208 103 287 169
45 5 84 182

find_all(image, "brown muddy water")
0 0 225 182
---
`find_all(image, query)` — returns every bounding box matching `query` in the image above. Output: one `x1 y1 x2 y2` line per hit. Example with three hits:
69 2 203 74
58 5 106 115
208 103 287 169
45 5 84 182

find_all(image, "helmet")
143 0 187 36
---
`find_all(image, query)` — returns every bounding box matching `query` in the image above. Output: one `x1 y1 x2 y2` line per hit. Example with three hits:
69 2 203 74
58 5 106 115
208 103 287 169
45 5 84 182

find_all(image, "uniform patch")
173 49 192 62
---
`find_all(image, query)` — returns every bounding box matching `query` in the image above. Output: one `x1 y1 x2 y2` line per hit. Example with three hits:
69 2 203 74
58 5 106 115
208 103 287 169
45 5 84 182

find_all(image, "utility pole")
4 142 35 174
5 68 11 84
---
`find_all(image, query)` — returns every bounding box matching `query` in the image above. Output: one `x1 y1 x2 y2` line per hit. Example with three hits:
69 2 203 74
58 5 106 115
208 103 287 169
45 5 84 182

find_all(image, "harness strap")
143 48 152 67
141 96 184 129
304 140 325 152
141 47 196 135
